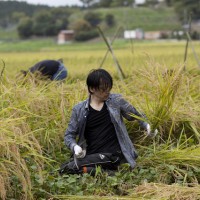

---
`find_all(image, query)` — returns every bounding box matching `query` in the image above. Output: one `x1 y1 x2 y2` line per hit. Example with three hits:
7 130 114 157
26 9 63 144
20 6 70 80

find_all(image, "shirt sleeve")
117 95 148 129
64 107 79 152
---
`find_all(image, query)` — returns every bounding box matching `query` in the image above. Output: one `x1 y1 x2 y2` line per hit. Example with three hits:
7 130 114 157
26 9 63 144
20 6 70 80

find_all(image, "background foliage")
0 1 181 40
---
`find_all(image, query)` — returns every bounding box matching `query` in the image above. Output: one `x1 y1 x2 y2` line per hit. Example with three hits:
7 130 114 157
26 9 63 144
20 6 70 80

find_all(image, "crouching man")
21 59 67 81
60 69 157 176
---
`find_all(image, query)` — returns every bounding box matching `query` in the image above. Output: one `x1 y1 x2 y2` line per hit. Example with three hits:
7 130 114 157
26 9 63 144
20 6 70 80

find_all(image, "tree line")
17 8 72 38
0 0 200 40
80 0 200 22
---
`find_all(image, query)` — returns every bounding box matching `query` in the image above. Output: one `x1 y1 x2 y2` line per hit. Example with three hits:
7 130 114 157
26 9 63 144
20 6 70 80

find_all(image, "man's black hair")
86 69 113 94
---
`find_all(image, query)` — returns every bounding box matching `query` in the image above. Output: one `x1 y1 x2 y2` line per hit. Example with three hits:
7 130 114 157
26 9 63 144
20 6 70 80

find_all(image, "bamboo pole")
183 14 192 71
186 32 200 69
0 59 5 82
99 26 122 69
97 26 125 80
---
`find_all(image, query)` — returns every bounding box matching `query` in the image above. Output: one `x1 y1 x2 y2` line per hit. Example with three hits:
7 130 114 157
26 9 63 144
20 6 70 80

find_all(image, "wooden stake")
0 59 5 82
186 32 200 69
97 26 125 80
99 27 122 69
183 14 192 71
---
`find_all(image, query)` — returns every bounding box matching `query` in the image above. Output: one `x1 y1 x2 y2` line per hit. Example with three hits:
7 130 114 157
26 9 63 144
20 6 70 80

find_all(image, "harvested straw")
131 182 200 200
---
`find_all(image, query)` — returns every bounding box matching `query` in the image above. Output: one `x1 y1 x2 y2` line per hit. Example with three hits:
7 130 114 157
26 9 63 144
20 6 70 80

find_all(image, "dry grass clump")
119 64 200 186
0 80 55 199
138 145 200 168
0 118 44 199
0 47 200 199
0 76 88 199
123 63 200 144
137 65 183 131
131 182 200 200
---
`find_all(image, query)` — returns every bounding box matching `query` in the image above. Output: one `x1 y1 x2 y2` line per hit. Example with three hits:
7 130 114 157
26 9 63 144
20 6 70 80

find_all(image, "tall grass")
0 40 200 199
0 82 44 199
124 63 200 142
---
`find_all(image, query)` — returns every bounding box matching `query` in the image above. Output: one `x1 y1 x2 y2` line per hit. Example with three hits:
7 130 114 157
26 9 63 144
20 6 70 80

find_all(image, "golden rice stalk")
138 145 200 169
131 183 200 200
0 175 7 200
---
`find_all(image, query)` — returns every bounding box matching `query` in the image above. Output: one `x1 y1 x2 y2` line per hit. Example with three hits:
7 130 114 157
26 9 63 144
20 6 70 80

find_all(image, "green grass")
69 7 181 33
0 38 56 52
0 26 19 40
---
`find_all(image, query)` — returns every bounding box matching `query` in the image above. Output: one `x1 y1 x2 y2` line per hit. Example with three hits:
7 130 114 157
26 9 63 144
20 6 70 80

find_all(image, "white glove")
74 145 86 158
146 124 151 136
146 124 158 137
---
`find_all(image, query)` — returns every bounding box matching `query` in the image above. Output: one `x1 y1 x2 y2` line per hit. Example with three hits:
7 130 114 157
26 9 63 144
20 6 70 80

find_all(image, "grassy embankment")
69 6 181 34
0 39 200 200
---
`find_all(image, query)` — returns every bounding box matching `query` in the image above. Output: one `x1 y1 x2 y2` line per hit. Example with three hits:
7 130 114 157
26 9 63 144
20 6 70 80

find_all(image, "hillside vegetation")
0 1 49 27
0 1 181 40
70 7 181 33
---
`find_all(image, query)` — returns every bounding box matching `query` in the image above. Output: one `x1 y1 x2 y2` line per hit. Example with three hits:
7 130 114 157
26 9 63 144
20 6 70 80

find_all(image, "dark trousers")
59 152 122 176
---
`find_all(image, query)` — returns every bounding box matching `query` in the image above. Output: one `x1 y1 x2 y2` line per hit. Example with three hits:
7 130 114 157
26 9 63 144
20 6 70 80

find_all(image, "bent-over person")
21 59 67 81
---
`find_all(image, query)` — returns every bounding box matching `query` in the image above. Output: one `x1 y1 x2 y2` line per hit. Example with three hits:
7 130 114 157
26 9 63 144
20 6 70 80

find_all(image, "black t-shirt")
30 60 60 77
84 103 121 154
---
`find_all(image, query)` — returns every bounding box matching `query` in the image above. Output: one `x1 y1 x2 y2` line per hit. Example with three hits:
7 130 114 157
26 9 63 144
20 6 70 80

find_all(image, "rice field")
0 39 200 200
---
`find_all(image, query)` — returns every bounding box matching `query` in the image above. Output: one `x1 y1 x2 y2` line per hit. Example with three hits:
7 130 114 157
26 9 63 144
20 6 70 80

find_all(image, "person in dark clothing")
60 69 157 176
21 59 67 81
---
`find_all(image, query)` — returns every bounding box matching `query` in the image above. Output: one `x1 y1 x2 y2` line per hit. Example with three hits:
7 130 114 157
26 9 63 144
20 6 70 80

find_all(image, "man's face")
90 86 111 101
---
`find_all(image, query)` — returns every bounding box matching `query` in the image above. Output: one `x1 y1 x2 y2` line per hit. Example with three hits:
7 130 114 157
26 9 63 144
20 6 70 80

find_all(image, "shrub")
72 19 91 32
84 11 102 27
105 14 115 27
74 29 99 41
17 17 33 38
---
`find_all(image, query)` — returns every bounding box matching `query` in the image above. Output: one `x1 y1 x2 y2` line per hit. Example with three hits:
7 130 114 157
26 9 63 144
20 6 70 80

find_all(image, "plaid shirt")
64 93 148 168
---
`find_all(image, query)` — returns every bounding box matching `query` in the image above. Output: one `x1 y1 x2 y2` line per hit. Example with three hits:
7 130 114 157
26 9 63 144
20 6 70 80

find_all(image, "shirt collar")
85 94 111 110
85 95 90 110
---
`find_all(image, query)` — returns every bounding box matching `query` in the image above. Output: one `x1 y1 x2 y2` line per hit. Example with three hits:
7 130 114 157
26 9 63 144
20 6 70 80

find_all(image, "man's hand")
146 124 158 137
74 145 85 158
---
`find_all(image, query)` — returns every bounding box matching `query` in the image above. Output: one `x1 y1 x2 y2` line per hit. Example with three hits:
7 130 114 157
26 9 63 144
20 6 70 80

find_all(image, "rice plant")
0 40 200 199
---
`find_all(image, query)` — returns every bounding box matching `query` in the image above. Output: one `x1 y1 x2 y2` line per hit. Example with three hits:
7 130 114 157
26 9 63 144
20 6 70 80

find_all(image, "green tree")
98 0 113 7
165 0 173 6
84 12 102 27
79 0 95 7
111 0 135 7
32 11 53 36
71 19 98 41
11 12 27 24
105 14 115 27
50 7 70 29
32 9 69 36
145 0 159 7
72 19 91 32
172 0 200 21
0 1 49 28
17 17 33 38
